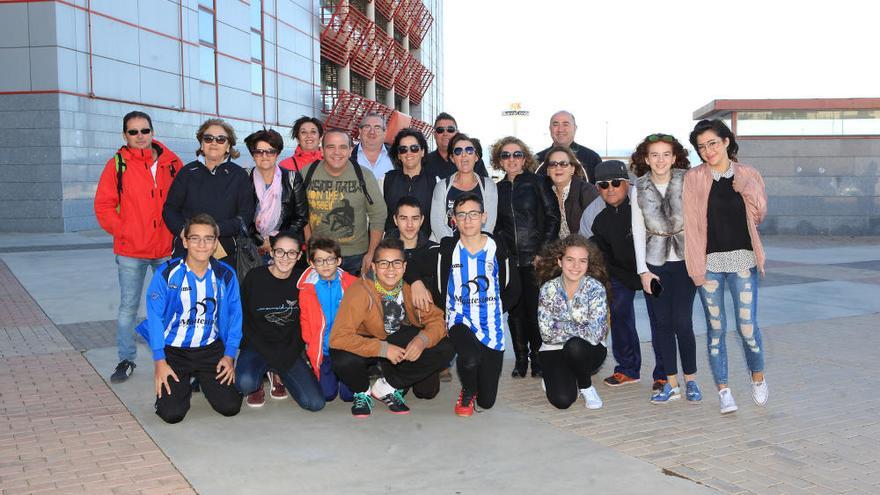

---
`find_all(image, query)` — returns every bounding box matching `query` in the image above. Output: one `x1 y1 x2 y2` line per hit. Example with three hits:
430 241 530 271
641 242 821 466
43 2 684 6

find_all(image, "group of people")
94 107 769 423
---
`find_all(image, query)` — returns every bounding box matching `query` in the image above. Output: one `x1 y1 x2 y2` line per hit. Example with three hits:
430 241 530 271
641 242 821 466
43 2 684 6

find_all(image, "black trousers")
330 326 454 398
540 337 607 410
645 261 697 376
449 324 504 410
155 340 242 424
508 266 542 360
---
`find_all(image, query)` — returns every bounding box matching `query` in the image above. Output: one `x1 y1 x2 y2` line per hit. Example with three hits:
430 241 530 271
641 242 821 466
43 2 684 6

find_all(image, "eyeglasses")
312 256 339 266
499 151 524 160
126 128 152 136
596 179 626 189
186 235 216 245
272 248 299 259
397 144 422 154
546 160 571 169
252 149 278 157
696 139 723 153
435 126 456 134
647 134 674 143
360 124 385 132
454 210 483 221
452 146 476 156
202 134 229 144
374 259 405 270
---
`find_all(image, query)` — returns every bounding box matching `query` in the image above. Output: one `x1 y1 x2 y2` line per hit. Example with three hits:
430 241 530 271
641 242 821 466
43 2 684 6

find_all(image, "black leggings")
449 324 504 410
508 265 542 359
645 261 697 376
540 337 607 410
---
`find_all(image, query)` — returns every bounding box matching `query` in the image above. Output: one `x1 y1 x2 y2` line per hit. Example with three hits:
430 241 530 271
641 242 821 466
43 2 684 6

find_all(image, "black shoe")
530 355 543 378
511 358 528 378
110 360 136 384
351 392 374 418
191 377 201 393
372 389 410 414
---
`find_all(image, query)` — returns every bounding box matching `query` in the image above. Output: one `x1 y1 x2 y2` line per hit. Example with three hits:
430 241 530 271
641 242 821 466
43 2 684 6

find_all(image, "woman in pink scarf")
280 116 324 173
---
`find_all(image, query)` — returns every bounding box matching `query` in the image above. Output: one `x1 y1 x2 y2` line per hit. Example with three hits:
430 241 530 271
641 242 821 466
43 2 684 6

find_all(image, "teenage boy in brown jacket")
329 238 454 417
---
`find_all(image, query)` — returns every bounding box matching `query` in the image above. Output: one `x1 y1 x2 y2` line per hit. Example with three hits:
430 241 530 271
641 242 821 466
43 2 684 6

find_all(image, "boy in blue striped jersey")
136 213 243 423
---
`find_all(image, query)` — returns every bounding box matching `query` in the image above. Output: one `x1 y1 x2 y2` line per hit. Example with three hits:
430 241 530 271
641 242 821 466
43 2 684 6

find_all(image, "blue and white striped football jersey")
164 262 220 349
446 238 504 351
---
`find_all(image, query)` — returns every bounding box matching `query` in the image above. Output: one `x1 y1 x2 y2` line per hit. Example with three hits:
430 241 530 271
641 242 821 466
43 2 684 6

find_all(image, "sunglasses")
126 128 151 136
499 151 524 160
452 146 476 156
202 134 229 144
596 179 626 189
397 144 422 154
435 126 457 134
252 149 278 157
647 133 674 143
546 160 570 169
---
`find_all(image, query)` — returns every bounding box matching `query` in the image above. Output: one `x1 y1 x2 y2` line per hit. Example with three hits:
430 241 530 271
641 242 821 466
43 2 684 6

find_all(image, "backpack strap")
114 153 126 202
351 162 374 206
301 159 321 190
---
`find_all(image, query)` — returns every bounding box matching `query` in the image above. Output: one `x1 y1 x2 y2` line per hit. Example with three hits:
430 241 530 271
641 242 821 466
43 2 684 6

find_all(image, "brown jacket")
682 162 768 286
329 278 447 358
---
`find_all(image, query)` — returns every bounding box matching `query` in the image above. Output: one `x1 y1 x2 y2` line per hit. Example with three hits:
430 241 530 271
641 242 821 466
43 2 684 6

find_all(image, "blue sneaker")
650 383 681 404
686 380 702 402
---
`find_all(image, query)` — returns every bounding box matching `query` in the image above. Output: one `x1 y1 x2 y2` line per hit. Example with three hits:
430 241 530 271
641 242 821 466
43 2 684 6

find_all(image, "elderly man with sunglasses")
535 110 603 184
424 112 489 179
95 111 183 384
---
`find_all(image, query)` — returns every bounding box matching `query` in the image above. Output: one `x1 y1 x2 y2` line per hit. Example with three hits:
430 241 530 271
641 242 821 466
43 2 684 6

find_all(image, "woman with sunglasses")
543 146 599 239
280 116 323 173
243 129 309 260
492 136 560 378
383 128 437 236
164 118 254 269
430 133 498 241
684 119 768 414
236 232 325 411
630 133 702 404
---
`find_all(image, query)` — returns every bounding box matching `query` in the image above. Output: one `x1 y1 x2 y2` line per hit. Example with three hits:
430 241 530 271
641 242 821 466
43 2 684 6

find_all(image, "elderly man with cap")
587 160 666 390
535 111 602 183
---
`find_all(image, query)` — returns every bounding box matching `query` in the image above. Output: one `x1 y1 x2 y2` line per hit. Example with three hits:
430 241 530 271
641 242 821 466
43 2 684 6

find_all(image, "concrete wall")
739 137 880 235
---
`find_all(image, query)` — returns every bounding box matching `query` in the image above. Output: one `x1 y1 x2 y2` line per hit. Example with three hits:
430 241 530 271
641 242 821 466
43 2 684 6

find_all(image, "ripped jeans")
697 267 765 387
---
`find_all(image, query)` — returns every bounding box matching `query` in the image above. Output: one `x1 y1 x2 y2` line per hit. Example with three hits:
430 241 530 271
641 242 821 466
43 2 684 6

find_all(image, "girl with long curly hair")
534 235 609 410
629 133 702 404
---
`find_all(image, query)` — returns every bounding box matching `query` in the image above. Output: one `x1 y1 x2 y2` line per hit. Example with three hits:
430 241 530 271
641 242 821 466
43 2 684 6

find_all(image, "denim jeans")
609 278 640 378
235 347 325 411
116 255 167 362
697 267 765 387
644 261 697 376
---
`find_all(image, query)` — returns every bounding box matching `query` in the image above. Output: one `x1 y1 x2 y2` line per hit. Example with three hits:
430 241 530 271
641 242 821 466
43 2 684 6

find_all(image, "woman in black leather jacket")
243 129 309 254
492 136 561 378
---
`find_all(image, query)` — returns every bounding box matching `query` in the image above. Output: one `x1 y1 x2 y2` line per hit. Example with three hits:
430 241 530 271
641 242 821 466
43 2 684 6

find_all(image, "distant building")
695 98 880 235
0 0 442 232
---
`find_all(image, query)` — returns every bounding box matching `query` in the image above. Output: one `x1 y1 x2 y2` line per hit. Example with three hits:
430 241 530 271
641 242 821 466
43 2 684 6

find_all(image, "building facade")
0 0 442 232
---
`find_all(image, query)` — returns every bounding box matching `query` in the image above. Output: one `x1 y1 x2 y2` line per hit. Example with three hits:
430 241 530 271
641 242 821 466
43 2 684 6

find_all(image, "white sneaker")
541 379 546 393
719 388 738 414
752 380 769 406
580 386 603 409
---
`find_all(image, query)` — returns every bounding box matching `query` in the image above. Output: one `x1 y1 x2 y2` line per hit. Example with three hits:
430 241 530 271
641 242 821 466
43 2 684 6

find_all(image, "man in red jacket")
94 111 182 383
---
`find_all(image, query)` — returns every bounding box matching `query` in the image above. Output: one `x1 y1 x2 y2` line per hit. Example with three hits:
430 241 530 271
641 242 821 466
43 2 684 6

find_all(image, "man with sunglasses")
95 111 182 384
587 161 665 390
424 112 488 179
535 111 602 184
350 113 394 187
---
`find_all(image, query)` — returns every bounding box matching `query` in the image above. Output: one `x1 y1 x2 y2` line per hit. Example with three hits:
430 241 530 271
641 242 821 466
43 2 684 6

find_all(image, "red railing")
375 39 407 89
394 53 419 96
374 0 402 20
350 17 389 79
393 0 418 36
320 3 365 66
322 89 433 145
408 63 433 105
407 2 433 49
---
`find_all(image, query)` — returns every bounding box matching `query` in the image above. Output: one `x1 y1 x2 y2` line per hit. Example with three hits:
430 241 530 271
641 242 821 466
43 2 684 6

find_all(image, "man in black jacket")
535 111 602 183
588 160 665 390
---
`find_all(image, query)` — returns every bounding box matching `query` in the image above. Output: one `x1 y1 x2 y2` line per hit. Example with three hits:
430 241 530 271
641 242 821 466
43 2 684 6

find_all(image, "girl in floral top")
535 234 610 410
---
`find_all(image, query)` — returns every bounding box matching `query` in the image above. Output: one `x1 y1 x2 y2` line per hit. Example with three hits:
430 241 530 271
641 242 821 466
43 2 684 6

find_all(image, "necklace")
374 279 403 301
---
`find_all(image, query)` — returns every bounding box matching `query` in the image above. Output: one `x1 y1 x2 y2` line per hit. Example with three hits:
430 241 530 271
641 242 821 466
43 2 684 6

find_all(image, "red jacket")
94 140 181 259
296 266 357 378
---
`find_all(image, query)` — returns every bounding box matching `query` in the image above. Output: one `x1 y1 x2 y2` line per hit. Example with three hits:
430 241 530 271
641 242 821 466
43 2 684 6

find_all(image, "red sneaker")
603 372 640 387
454 389 477 417
652 379 668 391
246 386 266 407
268 372 288 400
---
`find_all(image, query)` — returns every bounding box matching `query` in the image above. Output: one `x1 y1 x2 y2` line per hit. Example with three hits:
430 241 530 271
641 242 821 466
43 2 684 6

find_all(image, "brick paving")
56 320 118 352
0 260 195 495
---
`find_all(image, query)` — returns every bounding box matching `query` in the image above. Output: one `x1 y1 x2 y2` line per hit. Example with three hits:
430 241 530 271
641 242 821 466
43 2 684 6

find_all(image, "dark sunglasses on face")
546 160 570 169
202 134 229 144
126 128 152 136
647 133 674 143
452 146 476 156
499 151 524 160
397 144 422 154
435 126 456 134
252 149 278 157
597 179 626 189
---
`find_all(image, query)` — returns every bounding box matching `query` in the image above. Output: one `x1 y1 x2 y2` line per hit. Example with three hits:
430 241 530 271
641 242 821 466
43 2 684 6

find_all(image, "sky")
442 0 880 160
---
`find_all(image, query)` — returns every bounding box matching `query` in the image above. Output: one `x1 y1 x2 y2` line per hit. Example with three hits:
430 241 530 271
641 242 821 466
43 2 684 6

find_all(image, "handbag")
233 217 263 283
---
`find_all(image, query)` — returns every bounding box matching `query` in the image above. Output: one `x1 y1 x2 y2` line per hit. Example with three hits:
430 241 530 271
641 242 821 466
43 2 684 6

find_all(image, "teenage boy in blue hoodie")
137 213 243 424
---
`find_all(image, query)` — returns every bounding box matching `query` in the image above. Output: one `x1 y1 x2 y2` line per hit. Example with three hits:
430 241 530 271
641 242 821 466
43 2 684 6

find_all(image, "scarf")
293 146 323 171
253 166 283 238
374 278 403 301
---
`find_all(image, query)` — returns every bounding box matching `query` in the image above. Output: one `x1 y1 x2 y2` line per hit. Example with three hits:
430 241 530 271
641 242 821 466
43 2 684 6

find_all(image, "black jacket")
384 228 437 262
589 197 641 290
563 176 600 234
536 141 602 184
404 233 520 313
382 167 438 235
424 150 489 179
494 171 560 266
163 160 255 260
247 167 309 243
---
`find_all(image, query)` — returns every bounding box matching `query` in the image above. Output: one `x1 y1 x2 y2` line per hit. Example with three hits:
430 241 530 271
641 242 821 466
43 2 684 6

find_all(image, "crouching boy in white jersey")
136 213 243 423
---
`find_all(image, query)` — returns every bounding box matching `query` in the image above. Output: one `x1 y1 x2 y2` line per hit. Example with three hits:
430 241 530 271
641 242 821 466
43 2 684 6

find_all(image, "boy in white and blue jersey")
404 192 520 417
136 214 243 424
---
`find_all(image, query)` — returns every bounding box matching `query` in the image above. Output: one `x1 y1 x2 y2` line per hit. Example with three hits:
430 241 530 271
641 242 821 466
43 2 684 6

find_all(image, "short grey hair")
359 112 386 129
550 110 577 126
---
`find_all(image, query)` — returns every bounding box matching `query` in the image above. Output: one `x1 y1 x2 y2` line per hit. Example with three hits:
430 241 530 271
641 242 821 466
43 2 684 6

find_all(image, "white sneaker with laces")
580 386 603 409
752 380 769 406
719 388 738 414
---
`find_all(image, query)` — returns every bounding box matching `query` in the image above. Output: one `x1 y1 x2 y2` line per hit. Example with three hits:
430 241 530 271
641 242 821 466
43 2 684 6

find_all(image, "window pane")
251 64 263 94
200 45 215 83
250 0 262 30
199 9 214 44
251 31 262 61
